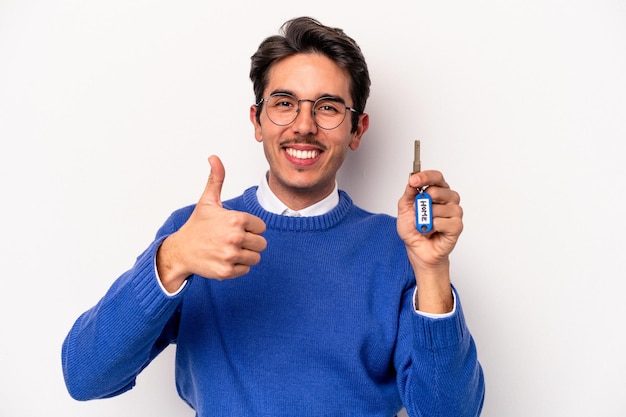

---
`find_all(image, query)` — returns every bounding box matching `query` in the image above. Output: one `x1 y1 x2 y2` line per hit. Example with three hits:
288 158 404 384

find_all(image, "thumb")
199 155 225 208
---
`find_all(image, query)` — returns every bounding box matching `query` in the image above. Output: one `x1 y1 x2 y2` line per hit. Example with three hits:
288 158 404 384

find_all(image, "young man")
62 16 485 417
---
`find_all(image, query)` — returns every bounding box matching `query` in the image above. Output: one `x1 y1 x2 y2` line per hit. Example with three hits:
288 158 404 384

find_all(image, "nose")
291 99 318 134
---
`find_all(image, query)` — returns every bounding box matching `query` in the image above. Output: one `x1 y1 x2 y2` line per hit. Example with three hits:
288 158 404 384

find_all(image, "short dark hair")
250 17 371 133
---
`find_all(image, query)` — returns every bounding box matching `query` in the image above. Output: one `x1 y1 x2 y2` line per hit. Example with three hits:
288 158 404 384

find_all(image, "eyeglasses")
257 93 358 130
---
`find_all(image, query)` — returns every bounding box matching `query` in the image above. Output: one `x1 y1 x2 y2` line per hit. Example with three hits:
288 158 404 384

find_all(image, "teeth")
286 148 319 159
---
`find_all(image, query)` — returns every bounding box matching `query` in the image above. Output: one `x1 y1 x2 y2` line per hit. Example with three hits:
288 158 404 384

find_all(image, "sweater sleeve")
395 285 485 417
61 217 188 401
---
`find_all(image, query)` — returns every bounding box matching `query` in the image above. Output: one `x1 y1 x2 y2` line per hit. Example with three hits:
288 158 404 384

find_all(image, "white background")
1 1 625 416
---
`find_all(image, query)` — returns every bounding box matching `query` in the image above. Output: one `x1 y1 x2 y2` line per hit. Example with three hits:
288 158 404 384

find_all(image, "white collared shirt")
256 172 339 216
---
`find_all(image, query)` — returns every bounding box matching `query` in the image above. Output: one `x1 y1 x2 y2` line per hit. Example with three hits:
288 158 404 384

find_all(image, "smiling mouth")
285 148 320 160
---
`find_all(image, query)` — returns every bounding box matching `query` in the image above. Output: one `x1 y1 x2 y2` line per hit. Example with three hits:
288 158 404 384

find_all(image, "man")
62 16 485 417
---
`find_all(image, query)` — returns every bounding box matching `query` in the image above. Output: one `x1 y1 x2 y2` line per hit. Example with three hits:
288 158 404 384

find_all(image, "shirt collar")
256 172 339 216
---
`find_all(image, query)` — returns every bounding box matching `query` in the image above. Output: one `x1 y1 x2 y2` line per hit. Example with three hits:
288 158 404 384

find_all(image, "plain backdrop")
1 1 625 416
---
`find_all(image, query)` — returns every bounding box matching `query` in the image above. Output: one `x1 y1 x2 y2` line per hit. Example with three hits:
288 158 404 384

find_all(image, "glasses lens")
313 97 347 130
266 94 298 126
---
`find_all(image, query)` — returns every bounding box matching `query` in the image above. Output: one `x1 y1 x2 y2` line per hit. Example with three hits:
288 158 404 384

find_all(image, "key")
412 140 421 174
412 140 433 234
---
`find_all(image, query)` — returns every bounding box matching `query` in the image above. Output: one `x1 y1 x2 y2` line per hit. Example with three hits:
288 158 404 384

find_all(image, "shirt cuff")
412 287 456 318
154 254 187 296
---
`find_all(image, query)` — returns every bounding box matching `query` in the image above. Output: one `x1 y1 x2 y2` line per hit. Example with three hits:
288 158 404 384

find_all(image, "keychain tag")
415 189 433 234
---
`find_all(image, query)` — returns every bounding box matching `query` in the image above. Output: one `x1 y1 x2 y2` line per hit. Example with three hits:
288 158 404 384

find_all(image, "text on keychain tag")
412 140 433 234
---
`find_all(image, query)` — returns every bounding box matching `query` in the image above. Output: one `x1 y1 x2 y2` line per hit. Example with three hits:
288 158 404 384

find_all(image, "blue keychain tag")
415 189 433 234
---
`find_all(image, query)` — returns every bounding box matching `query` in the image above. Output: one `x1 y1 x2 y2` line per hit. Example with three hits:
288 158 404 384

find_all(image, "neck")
267 173 335 211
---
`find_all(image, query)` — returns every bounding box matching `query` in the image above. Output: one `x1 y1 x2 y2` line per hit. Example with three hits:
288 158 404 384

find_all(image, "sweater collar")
243 186 353 232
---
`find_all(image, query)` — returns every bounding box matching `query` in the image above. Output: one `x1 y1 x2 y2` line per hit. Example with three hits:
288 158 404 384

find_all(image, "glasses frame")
257 93 359 130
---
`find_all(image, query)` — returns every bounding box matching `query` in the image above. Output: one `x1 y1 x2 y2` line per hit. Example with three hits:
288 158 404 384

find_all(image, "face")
249 53 369 209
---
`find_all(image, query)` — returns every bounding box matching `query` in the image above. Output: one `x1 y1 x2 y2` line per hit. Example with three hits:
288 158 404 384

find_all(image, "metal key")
412 140 433 234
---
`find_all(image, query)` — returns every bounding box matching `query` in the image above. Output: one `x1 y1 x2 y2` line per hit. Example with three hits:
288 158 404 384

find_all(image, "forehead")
266 53 352 101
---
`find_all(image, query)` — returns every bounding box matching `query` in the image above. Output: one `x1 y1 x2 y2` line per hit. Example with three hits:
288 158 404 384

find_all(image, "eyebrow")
269 90 348 104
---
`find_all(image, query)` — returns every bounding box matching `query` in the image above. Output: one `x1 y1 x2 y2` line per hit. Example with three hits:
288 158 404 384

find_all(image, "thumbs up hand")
157 155 267 292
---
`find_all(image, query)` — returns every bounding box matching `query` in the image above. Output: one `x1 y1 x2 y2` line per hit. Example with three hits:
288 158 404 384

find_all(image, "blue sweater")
62 187 484 416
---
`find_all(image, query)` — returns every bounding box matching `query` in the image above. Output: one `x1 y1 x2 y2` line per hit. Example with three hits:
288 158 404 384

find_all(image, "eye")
270 94 297 110
316 98 342 115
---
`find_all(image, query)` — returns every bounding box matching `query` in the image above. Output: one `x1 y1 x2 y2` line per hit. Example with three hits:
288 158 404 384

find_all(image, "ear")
349 113 369 150
250 105 263 142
